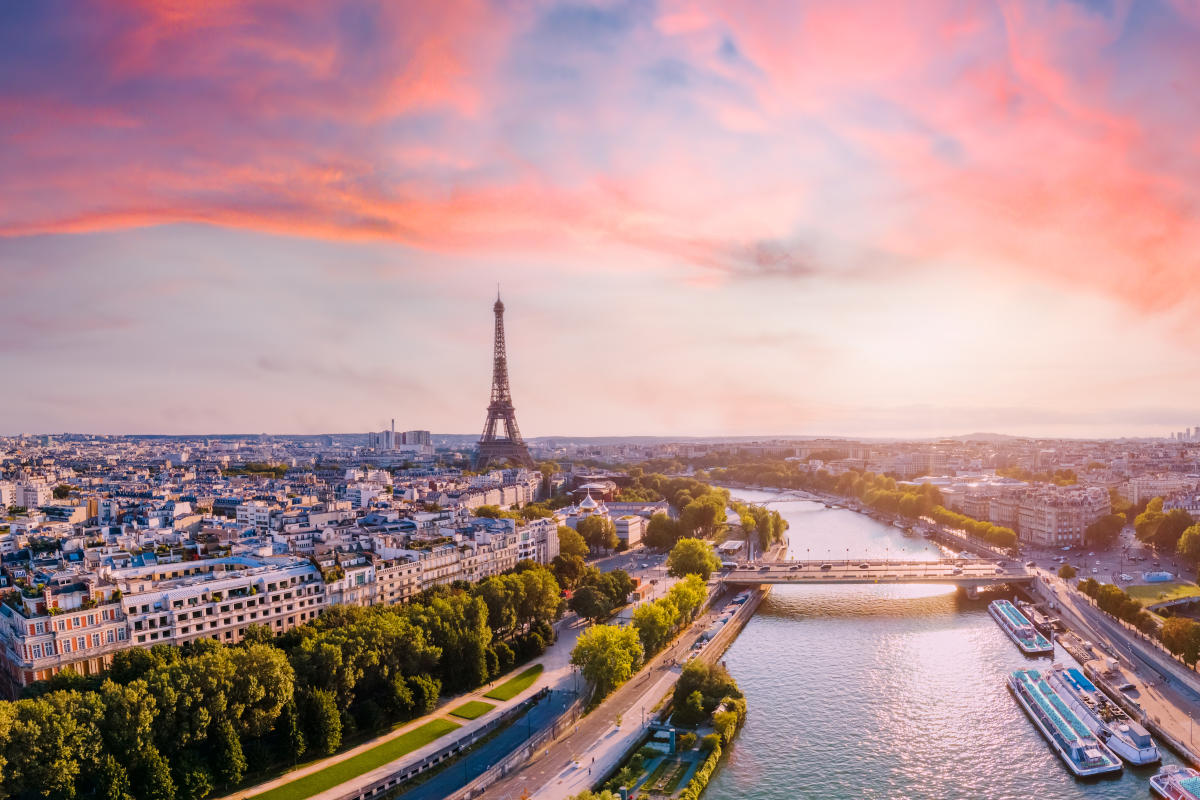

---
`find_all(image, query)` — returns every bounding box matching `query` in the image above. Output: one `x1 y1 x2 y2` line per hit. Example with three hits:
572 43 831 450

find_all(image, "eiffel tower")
474 292 535 470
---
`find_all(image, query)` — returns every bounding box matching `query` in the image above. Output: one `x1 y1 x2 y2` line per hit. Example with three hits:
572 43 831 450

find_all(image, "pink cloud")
2 0 1199 322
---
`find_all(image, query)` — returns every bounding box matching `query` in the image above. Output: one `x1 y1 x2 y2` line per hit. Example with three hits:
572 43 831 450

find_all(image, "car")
1092 568 1099 574
858 563 870 569
1117 683 1136 692
788 565 801 571
1119 574 1133 581
819 563 833 570
758 565 771 572
1061 546 1071 551
995 567 1005 574
1089 552 1096 556
1025 561 1036 567
951 567 963 575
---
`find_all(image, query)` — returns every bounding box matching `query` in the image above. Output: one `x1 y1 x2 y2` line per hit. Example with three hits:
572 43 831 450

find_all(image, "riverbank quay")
568 584 771 800
478 547 784 800
1024 575 1200 767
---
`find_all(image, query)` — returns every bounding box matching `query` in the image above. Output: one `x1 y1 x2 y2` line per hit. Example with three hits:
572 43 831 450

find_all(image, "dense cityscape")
7 2 1200 800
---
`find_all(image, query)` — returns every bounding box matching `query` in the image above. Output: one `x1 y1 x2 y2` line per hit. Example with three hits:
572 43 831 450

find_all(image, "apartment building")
1123 474 1199 504
0 554 326 695
236 500 275 532
1015 487 1110 547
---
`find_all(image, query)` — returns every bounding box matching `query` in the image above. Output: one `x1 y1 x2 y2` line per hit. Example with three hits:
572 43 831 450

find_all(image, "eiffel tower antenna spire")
475 292 534 470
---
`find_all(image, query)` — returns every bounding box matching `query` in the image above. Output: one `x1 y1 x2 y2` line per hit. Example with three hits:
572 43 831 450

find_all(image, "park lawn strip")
249 718 461 800
449 700 496 720
484 664 543 701
1127 582 1200 605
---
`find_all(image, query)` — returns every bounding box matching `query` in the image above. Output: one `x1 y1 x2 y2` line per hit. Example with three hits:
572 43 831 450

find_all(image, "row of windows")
29 608 115 636
27 628 126 659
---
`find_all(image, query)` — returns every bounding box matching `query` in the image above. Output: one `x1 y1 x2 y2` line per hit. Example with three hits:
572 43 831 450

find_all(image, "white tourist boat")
988 599 1054 656
1007 669 1123 777
1045 663 1159 765
1151 765 1200 799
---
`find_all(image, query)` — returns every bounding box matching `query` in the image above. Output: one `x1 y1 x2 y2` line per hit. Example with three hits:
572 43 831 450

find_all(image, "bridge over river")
718 558 1035 593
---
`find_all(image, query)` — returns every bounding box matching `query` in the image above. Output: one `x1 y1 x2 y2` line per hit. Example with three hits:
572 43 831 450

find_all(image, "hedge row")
678 740 722 800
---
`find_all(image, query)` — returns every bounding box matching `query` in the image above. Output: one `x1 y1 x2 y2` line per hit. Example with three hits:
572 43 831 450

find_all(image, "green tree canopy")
667 574 708 620
557 526 588 560
668 538 721 581
632 598 679 656
570 625 644 702
1086 514 1126 549
644 513 679 549
577 516 618 553
1178 524 1200 564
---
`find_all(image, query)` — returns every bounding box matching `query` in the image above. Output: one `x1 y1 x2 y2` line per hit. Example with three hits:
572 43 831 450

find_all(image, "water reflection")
703 489 1177 800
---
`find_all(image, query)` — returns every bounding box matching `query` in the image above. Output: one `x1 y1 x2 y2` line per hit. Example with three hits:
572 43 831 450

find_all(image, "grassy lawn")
484 664 543 701
249 718 461 800
449 700 496 720
1127 582 1200 605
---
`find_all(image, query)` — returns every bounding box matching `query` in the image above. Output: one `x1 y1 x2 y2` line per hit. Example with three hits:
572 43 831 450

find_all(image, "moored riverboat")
1007 668 1122 777
989 599 1054 656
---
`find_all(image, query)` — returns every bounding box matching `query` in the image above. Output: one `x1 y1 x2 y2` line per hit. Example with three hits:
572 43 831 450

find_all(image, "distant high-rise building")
402 430 431 446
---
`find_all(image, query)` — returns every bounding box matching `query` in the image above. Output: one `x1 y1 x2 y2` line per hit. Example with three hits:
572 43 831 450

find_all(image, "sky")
1 0 1199 439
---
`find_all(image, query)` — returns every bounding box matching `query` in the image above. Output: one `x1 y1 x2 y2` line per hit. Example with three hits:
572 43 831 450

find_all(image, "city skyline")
3 1 1200 437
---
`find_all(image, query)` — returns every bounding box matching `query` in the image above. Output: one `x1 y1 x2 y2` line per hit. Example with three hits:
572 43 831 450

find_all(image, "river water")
705 489 1179 800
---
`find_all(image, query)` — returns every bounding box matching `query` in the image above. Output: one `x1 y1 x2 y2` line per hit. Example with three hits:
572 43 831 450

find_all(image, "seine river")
706 489 1178 800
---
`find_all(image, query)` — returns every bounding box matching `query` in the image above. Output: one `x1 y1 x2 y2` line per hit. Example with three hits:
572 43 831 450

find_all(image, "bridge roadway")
718 558 1035 588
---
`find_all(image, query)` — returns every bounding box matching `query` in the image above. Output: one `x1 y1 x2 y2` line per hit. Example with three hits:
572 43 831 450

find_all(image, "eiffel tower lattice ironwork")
475 292 535 470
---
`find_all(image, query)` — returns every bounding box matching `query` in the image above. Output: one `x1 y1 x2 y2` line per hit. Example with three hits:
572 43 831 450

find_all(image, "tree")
557 527 588 560
477 575 518 640
1135 497 1166 542
94 753 134 800
277 700 306 763
1179 524 1200 564
132 746 176 800
211 718 246 787
475 505 503 519
517 568 562 628
600 570 635 607
674 690 707 727
679 495 726 538
1086 514 1125 549
577 516 618 553
1058 564 1077 580
644 513 679 549
302 689 342 756
53 484 72 500
568 585 612 624
1162 617 1198 664
552 554 586 589
228 644 294 739
667 574 707 620
570 625 643 701
668 538 721 581
632 599 679 655
239 623 275 646
1157 509 1196 551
